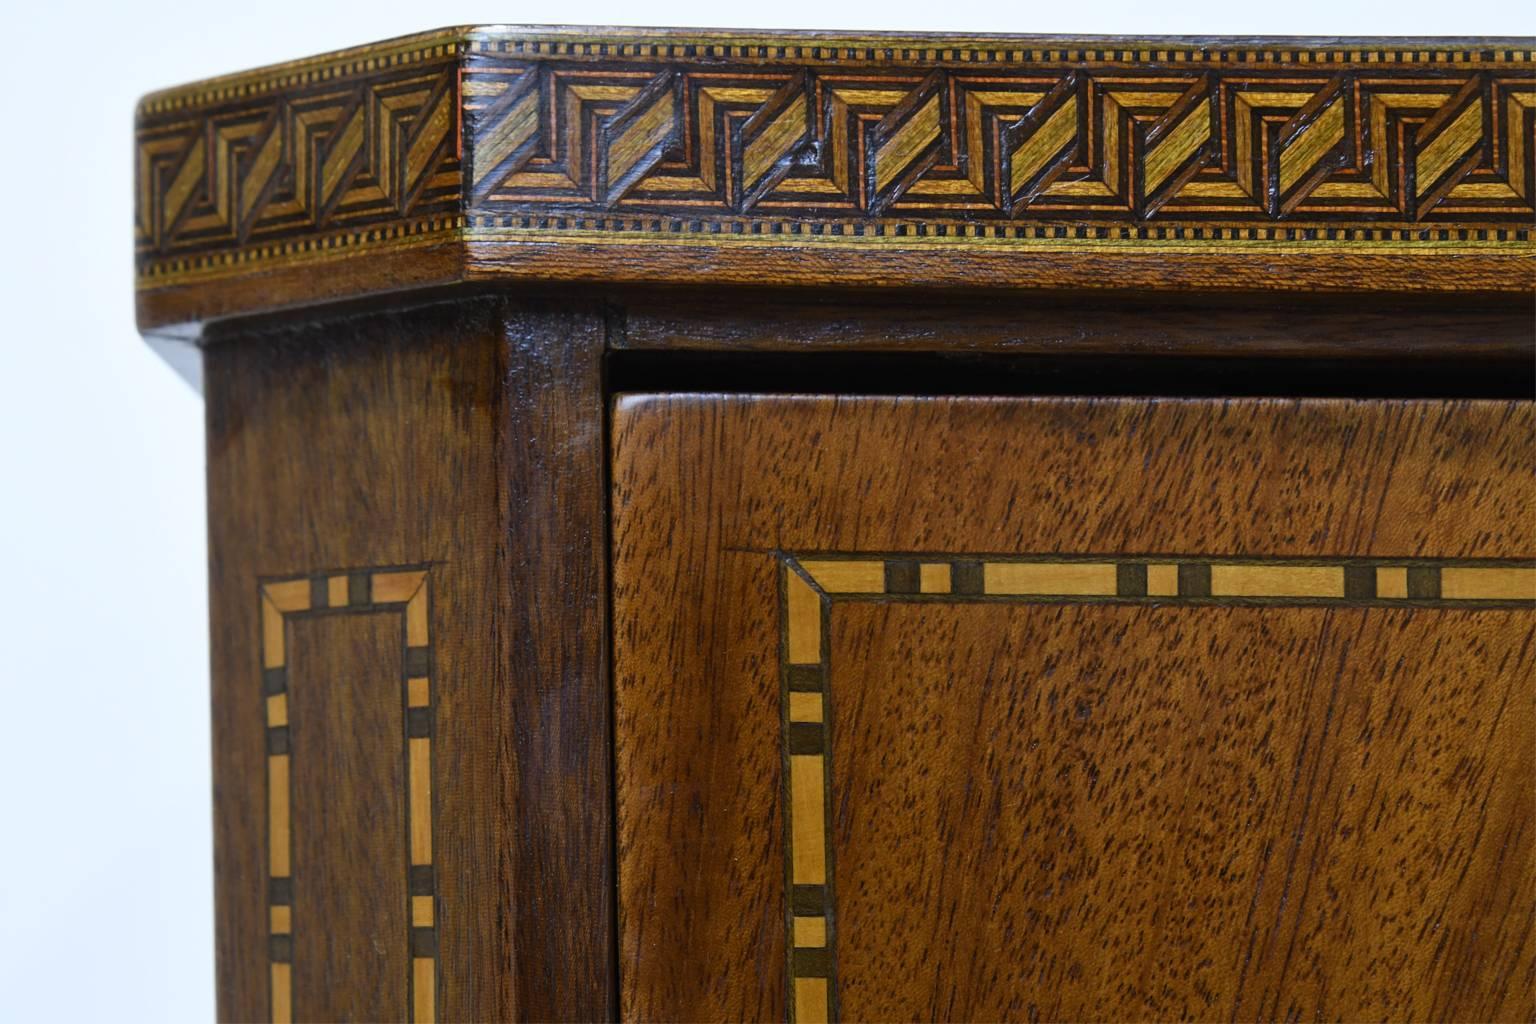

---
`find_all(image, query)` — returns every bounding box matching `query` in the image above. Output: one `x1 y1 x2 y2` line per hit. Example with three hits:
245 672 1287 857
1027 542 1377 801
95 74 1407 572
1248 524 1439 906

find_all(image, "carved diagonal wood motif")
134 30 1536 300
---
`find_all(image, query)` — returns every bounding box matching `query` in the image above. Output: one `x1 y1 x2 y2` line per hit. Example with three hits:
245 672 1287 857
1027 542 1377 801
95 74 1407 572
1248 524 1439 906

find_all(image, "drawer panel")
610 396 1534 1023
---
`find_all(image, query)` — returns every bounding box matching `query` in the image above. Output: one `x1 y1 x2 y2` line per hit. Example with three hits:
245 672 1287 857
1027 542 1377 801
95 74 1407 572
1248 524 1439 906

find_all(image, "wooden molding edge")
135 27 1536 330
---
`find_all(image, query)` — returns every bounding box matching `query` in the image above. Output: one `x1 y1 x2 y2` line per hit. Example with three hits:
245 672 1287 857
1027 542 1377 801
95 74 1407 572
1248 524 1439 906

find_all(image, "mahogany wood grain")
610 394 1535 1023
287 613 410 1022
204 296 612 1023
833 601 1530 1022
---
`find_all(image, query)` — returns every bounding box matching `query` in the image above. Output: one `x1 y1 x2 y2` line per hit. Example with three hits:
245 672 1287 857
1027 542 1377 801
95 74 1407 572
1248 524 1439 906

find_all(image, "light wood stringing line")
1442 566 1536 600
373 569 426 604
413 958 436 1024
408 677 431 707
264 579 310 613
795 978 831 1024
789 692 824 723
270 964 292 1024
268 754 290 877
788 572 822 664
262 600 286 669
1146 563 1179 596
1210 564 1344 597
409 737 433 865
790 754 828 885
407 591 430 646
984 561 1119 595
919 563 952 593
1377 567 1410 597
795 916 829 947
800 560 886 593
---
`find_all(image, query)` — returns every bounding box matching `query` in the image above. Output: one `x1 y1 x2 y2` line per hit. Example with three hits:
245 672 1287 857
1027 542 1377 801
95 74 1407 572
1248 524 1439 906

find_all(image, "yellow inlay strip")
1377 566 1409 598
800 561 885 593
1511 93 1533 198
984 562 1118 596
268 755 290 877
1011 97 1078 193
794 915 828 947
1146 564 1179 596
876 95 941 192
1447 181 1519 199
320 108 366 200
787 573 822 664
609 93 676 184
413 958 436 1024
919 563 952 594
240 130 284 222
1143 106 1209 192
795 977 830 1024
405 90 454 186
1442 567 1536 600
266 693 288 728
407 592 430 647
372 570 425 604
327 574 349 607
271 963 292 1024
412 895 435 927
1418 101 1483 195
408 677 431 707
270 905 291 934
1044 179 1118 197
789 692 824 723
264 579 311 613
790 754 827 884
409 738 433 865
161 143 205 235
1279 99 1345 192
1210 565 1343 597
261 601 286 669
744 95 807 185
473 89 540 186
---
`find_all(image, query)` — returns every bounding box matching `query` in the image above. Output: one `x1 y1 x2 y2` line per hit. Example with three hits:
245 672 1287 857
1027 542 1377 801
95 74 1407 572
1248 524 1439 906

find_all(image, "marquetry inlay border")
777 552 1536 1023
259 565 438 1024
135 28 1536 302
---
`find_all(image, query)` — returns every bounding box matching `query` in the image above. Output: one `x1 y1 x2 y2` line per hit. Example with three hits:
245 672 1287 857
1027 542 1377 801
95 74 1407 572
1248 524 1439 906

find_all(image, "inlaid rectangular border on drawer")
777 551 1535 1023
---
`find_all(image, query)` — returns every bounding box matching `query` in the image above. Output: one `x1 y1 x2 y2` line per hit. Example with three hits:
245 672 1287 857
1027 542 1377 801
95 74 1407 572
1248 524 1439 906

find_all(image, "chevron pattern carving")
135 32 1535 287
136 41 463 277
464 61 1536 225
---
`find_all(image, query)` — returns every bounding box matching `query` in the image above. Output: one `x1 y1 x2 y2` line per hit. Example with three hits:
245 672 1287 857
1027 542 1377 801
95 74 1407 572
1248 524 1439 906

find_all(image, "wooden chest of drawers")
134 26 1535 1023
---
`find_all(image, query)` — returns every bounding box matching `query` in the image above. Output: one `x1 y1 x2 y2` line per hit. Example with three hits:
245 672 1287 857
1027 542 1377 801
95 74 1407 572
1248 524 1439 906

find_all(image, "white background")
0 1 1526 1019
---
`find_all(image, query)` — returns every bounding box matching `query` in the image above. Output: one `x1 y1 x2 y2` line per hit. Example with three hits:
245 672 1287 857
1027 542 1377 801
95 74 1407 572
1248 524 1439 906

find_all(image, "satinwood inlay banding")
779 551 1535 1023
257 564 438 1024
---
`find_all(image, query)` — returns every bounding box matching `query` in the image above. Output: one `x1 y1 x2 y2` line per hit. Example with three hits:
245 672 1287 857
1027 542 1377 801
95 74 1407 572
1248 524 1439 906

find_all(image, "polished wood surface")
611 395 1535 1022
286 613 412 1022
204 297 613 1022
136 26 1536 1024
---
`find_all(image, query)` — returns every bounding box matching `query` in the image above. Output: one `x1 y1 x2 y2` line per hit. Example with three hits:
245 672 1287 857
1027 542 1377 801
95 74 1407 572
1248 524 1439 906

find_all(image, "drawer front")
611 396 1534 1023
